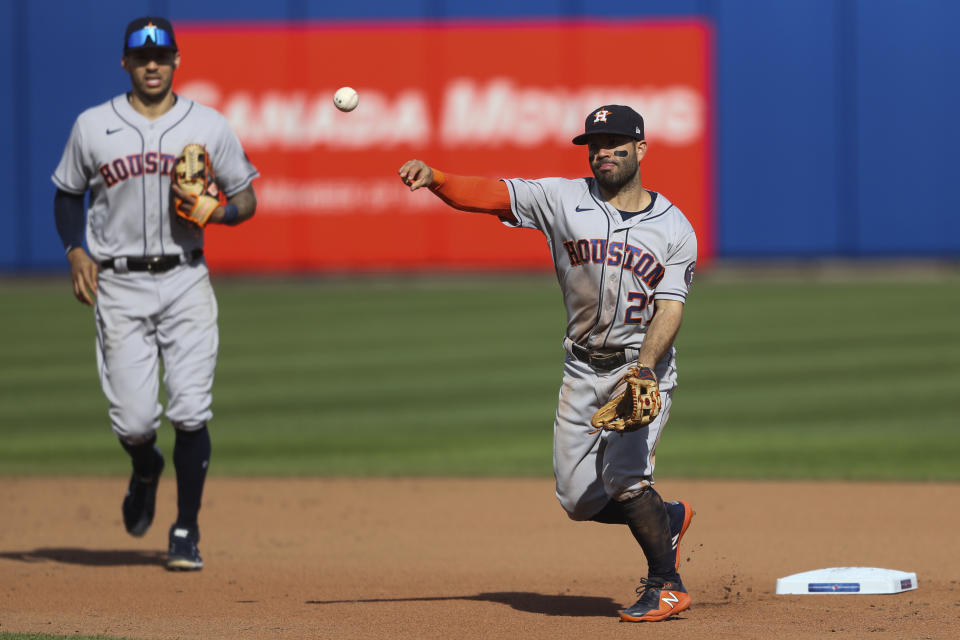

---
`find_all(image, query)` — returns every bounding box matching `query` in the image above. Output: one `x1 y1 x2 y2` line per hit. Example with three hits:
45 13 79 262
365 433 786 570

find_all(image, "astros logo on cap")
593 109 611 123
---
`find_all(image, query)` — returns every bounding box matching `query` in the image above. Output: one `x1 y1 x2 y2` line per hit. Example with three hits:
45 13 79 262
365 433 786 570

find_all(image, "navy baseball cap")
123 17 178 54
572 105 645 145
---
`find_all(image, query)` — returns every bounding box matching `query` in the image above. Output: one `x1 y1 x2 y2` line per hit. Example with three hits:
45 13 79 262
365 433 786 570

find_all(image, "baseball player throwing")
52 17 259 570
398 105 697 622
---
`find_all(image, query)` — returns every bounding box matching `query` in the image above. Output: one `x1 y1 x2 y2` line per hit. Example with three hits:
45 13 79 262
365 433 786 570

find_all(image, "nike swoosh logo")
575 206 593 212
106 128 123 135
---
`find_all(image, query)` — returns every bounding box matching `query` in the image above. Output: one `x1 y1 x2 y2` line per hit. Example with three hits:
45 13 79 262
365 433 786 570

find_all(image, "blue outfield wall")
2 0 18 270
6 0 958 271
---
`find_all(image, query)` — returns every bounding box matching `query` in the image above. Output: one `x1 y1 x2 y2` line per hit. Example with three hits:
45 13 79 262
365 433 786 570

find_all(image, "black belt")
570 342 629 371
100 249 203 273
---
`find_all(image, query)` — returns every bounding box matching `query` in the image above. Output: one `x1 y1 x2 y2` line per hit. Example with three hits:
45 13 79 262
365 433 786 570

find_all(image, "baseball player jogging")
398 105 697 622
52 17 259 571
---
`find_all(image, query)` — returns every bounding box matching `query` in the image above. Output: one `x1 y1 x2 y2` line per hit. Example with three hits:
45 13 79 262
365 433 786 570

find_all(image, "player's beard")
592 156 639 192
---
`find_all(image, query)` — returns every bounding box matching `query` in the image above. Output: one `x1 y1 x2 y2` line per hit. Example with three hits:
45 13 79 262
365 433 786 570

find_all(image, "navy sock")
620 488 676 580
120 435 161 478
173 425 211 529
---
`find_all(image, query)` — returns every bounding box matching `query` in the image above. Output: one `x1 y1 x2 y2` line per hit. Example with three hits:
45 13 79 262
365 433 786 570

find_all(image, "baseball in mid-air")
333 86 359 112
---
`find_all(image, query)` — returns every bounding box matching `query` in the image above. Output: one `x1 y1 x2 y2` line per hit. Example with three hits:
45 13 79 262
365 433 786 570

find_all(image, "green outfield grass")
2 272 958 480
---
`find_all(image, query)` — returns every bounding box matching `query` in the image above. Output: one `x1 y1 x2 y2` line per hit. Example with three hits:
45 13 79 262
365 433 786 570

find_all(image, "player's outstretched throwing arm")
398 159 515 222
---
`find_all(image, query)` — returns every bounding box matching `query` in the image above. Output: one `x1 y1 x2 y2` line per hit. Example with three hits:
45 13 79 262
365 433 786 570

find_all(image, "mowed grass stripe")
660 421 960 480
1 274 958 479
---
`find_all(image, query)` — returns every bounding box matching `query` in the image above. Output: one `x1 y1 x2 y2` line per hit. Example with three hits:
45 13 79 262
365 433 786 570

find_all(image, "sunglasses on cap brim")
127 25 174 49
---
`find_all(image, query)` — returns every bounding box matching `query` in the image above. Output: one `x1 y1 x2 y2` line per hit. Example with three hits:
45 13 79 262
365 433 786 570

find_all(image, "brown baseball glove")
589 365 662 434
172 144 226 228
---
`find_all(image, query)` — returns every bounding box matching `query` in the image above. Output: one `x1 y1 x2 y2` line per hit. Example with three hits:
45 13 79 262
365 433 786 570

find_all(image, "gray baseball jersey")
52 94 258 261
502 176 697 519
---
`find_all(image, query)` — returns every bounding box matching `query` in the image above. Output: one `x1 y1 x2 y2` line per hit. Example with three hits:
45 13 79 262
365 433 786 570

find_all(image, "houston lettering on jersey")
98 152 177 188
562 238 666 288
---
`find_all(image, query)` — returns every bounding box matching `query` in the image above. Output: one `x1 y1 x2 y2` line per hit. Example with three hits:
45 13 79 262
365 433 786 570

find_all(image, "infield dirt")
1 478 957 639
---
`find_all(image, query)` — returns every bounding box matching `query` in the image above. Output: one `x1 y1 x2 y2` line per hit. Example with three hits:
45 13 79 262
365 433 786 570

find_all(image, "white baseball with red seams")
333 86 359 112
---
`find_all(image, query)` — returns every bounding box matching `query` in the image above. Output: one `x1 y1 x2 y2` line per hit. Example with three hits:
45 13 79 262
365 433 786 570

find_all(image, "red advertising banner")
175 21 714 272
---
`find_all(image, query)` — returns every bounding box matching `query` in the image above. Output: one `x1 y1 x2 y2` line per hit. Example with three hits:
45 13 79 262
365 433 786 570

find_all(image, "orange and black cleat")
620 576 691 622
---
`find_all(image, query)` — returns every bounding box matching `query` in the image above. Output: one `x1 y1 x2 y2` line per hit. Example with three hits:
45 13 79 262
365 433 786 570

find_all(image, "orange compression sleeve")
429 169 514 216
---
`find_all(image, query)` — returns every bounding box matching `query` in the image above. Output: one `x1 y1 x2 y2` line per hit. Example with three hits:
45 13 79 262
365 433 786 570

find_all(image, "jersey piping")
585 186 612 348
109 99 148 255
156 100 195 255
599 226 630 349
630 203 674 224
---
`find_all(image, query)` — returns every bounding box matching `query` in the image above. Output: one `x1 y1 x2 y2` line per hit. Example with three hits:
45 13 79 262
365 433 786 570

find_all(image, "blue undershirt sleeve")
53 189 85 254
